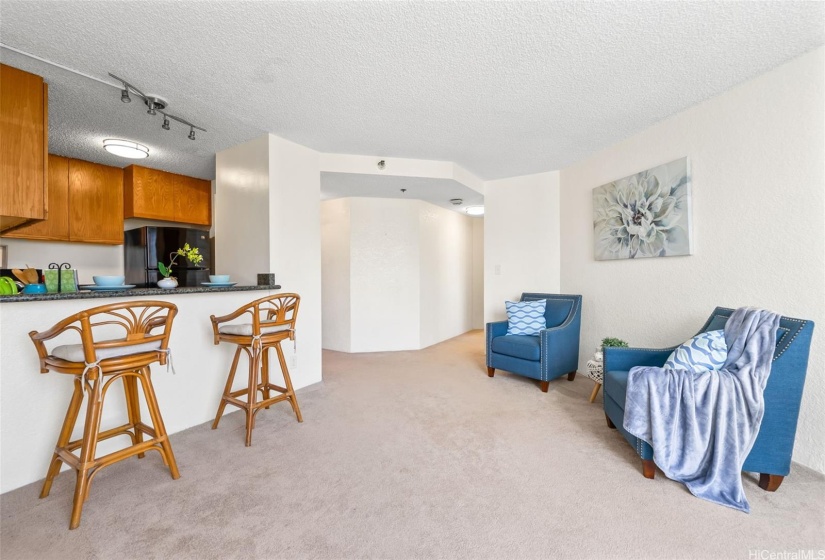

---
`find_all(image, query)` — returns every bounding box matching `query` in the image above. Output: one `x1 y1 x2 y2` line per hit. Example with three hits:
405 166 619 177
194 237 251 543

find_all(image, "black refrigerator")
124 227 212 288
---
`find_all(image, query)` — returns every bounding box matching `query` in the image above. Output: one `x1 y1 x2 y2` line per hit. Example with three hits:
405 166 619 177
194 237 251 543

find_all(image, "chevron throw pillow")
505 299 547 336
664 330 728 372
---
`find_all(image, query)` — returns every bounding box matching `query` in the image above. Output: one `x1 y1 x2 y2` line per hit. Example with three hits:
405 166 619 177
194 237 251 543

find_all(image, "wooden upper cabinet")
68 159 123 244
3 155 69 241
123 165 176 221
0 64 48 231
124 165 211 226
174 174 211 226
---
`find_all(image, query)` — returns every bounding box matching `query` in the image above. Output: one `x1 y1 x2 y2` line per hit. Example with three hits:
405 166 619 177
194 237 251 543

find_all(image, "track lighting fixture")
109 72 207 141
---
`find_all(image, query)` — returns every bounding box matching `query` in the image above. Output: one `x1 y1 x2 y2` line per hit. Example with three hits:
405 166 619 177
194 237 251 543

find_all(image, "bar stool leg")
41 377 84 499
261 348 272 409
69 378 104 530
245 349 259 447
137 367 180 480
213 347 242 430
274 342 303 423
123 373 145 458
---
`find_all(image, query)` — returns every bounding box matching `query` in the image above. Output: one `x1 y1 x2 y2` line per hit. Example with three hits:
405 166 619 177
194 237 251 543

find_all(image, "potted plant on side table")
157 243 203 289
587 337 628 403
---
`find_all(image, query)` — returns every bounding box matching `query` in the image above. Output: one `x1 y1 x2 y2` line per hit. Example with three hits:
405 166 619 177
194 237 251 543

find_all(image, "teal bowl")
23 283 47 294
93 275 125 287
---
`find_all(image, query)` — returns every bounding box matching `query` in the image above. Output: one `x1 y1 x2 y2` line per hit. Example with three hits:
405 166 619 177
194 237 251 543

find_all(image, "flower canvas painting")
593 157 692 260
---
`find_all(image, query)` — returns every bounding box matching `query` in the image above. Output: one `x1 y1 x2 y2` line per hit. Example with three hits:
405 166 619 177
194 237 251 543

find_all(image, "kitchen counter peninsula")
0 284 299 494
0 284 281 303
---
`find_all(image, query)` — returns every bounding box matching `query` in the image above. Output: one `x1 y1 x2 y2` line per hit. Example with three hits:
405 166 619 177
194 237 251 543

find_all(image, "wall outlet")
291 353 297 368
494 264 502 275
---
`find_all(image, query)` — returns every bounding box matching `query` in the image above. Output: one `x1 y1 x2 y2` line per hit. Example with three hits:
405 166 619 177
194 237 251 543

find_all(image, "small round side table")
586 359 604 403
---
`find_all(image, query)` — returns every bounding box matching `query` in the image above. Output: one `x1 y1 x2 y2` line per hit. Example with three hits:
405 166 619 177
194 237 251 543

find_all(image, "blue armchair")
603 307 814 491
486 293 582 392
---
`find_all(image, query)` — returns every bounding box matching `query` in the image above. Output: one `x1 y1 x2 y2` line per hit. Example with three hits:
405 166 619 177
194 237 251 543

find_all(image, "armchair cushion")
505 299 546 335
664 330 727 372
491 335 541 361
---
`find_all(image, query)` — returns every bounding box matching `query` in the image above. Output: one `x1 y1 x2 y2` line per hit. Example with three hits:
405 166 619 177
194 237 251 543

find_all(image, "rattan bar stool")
210 293 303 446
29 301 180 530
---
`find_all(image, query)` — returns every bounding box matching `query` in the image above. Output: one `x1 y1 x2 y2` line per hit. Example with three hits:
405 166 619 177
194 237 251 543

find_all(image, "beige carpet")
2 330 823 559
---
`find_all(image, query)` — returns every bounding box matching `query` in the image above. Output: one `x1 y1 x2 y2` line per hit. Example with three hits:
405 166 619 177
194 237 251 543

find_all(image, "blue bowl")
93 275 125 287
23 283 47 294
209 275 230 283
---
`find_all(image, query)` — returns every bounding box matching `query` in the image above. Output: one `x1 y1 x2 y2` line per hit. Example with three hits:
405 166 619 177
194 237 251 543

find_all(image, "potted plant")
596 337 628 362
157 243 203 289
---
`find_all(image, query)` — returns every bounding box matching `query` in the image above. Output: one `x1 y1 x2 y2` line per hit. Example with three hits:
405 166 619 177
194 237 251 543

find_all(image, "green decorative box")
44 269 78 293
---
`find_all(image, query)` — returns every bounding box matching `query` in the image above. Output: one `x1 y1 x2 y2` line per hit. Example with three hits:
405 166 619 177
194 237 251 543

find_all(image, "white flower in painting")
594 165 689 259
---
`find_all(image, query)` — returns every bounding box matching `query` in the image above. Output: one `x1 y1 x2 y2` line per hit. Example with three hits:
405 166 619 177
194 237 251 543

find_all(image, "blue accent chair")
603 307 814 491
486 293 582 392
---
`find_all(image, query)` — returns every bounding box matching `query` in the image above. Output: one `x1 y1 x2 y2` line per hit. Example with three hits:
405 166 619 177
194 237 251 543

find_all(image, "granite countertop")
0 285 282 303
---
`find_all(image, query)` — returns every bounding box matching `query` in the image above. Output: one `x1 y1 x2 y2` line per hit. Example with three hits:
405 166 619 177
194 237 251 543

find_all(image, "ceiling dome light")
103 139 149 159
465 206 484 216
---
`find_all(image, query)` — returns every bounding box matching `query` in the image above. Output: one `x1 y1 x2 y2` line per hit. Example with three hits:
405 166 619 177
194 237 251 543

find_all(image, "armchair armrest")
603 346 674 372
210 306 253 345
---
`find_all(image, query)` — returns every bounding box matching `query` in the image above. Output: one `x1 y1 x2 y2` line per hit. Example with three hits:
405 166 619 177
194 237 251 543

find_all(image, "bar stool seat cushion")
51 340 162 363
218 323 291 336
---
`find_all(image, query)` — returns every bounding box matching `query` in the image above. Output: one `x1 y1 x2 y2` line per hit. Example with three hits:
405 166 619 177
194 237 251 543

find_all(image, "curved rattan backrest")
30 300 178 366
210 293 300 343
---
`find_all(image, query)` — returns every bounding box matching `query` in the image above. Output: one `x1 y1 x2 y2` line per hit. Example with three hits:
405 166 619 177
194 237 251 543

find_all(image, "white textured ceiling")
321 173 484 216
1 1 823 181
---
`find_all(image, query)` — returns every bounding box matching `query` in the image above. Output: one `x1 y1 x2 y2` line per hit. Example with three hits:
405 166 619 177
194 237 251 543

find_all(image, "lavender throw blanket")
623 307 780 512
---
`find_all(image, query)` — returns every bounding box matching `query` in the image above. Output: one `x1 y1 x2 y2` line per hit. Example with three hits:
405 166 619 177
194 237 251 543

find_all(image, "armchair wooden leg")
642 459 655 479
605 414 616 429
539 381 550 393
487 367 495 377
589 382 601 403
758 473 784 492
567 371 577 381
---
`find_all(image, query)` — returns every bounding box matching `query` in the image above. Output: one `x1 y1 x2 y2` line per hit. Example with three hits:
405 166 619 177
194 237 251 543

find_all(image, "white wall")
321 197 477 352
483 171 561 322
321 198 351 352
419 204 474 348
349 198 421 352
215 135 270 285
267 135 323 386
471 218 484 330
560 47 825 474
0 238 123 284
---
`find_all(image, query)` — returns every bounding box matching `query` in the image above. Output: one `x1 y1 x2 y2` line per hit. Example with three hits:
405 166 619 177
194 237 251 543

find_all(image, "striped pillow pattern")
664 330 728 372
505 299 547 336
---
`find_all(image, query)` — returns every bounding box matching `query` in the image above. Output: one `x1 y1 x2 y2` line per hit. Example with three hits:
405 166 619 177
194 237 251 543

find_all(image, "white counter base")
0 290 321 493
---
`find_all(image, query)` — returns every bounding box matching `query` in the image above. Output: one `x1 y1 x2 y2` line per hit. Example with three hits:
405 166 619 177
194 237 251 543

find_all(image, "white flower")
594 168 689 259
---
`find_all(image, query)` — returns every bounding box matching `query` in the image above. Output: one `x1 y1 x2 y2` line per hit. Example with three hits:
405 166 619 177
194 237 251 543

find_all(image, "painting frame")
593 157 692 261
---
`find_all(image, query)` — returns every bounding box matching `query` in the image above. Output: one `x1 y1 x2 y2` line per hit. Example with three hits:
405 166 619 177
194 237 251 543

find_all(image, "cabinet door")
124 165 175 221
0 64 48 229
174 175 212 226
68 159 124 244
2 155 69 241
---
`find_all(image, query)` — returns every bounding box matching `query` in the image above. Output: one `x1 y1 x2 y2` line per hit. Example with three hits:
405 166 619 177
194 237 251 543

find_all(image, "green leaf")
158 262 169 277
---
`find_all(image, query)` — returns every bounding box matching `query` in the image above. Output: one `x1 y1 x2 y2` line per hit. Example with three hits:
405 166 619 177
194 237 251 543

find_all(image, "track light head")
188 127 196 140
121 88 131 103
147 102 156 116
162 116 170 130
